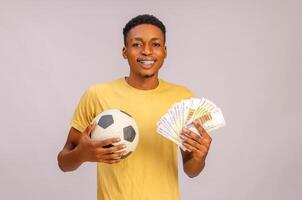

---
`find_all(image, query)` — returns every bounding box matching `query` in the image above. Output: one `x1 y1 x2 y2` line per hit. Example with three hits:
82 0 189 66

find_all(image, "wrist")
192 156 206 165
74 145 86 164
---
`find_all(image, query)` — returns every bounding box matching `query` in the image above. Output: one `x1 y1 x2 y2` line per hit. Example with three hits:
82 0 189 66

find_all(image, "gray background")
0 0 301 199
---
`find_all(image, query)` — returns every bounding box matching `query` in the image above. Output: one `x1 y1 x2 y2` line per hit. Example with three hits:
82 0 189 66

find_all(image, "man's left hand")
180 120 212 162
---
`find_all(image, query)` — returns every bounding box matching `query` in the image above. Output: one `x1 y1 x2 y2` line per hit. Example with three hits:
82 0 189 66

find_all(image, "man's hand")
76 122 128 164
180 120 212 161
180 119 212 178
57 122 127 172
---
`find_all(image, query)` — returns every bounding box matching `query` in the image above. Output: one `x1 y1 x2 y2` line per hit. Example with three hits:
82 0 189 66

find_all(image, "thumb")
84 122 96 137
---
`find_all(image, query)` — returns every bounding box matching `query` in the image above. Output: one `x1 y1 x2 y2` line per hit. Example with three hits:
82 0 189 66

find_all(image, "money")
156 97 226 150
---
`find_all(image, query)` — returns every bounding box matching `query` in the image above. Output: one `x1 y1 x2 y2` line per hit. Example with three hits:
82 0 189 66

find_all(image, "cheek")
127 50 139 60
154 49 166 57
155 52 166 63
125 56 136 64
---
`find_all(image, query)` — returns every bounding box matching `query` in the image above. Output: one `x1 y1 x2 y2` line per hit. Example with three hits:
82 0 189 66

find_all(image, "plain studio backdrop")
0 0 301 199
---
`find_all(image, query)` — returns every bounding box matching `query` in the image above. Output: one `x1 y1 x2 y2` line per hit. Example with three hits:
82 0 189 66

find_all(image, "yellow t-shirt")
71 77 193 200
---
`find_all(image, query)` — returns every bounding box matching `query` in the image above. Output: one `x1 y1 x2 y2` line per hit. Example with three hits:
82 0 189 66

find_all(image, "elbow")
58 162 68 173
57 151 79 172
183 162 205 178
57 152 68 172
185 170 200 178
187 174 197 178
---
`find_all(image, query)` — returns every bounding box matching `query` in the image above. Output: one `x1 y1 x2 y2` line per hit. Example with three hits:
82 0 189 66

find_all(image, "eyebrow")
132 37 162 42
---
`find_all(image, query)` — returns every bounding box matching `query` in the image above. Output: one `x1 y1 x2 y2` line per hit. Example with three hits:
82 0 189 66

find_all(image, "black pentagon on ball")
98 115 114 129
123 125 136 142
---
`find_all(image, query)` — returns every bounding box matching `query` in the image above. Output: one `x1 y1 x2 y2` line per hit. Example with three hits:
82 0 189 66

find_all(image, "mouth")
137 58 157 69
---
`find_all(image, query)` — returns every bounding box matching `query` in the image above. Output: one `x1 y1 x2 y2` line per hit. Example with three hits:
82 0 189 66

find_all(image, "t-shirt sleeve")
70 86 98 133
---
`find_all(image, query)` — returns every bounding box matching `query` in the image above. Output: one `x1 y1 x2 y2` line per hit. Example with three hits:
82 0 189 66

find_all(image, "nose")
141 44 152 55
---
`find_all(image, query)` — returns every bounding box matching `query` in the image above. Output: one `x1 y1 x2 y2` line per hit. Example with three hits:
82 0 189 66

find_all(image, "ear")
164 46 167 58
122 47 127 59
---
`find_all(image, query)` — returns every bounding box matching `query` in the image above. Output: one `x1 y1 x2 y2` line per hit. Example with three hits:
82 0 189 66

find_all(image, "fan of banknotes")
156 97 226 150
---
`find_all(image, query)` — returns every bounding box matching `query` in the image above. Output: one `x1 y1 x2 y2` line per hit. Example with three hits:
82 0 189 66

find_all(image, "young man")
57 14 212 200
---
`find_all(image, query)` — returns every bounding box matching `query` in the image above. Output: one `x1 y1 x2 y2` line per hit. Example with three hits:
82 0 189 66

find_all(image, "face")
122 24 167 79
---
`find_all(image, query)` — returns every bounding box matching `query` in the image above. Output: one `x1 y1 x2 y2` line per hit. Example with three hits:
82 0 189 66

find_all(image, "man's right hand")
57 122 127 172
76 122 127 164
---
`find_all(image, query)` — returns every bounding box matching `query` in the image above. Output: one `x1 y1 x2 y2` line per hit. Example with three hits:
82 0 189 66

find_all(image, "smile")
139 60 155 65
137 59 157 69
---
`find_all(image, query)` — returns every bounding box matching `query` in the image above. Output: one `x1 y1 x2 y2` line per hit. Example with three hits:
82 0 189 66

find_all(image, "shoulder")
85 78 122 94
161 79 194 97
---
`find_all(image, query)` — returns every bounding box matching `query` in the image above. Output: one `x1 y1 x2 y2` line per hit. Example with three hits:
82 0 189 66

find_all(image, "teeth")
139 60 155 65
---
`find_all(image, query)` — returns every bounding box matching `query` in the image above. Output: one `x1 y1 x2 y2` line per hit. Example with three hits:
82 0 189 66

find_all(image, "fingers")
181 131 210 160
182 142 199 153
180 123 212 152
95 143 127 159
180 131 202 149
88 136 128 164
98 150 127 160
100 143 127 154
181 130 211 148
193 120 206 136
183 142 208 161
182 127 202 143
97 148 128 164
193 120 212 143
92 137 121 148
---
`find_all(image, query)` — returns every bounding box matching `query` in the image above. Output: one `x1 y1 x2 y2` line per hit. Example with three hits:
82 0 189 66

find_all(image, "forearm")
57 147 83 172
183 157 206 178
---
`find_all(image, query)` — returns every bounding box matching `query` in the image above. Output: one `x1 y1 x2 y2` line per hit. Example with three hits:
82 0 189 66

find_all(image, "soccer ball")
90 109 139 158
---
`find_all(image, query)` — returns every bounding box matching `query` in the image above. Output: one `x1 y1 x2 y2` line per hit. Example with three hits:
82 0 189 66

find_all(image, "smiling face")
122 24 167 79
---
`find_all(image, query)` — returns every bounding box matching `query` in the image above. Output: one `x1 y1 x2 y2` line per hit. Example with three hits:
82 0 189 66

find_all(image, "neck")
126 73 159 90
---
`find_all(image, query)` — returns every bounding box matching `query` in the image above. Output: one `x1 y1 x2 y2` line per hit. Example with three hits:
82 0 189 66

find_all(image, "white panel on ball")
91 109 139 157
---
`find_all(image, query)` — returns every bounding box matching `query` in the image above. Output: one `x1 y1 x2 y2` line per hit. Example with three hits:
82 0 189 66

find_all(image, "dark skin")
122 24 167 90
57 123 128 172
180 120 212 177
57 24 212 177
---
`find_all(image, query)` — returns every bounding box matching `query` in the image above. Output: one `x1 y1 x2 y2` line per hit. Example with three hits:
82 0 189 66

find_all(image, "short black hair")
123 14 166 46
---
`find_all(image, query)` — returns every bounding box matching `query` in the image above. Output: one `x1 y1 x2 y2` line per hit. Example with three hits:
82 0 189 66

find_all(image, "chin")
143 74 155 78
139 70 158 78
130 64 161 79
136 72 154 78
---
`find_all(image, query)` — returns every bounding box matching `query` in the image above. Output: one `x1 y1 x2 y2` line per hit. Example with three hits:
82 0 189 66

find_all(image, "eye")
152 43 161 47
132 43 142 47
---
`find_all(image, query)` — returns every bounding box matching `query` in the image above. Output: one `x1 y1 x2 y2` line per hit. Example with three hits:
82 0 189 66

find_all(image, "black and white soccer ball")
91 109 139 158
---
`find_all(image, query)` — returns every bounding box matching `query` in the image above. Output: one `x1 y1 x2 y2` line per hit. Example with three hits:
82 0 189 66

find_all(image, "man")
57 14 212 200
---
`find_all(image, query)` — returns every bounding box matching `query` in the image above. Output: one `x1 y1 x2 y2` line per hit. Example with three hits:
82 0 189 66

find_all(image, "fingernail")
115 138 121 142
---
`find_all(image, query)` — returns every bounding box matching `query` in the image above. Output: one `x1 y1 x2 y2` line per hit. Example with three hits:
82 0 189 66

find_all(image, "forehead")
126 24 164 42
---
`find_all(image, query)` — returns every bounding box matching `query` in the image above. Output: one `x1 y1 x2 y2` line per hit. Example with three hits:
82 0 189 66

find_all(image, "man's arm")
180 120 212 178
57 127 83 172
57 123 127 172
180 149 206 178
